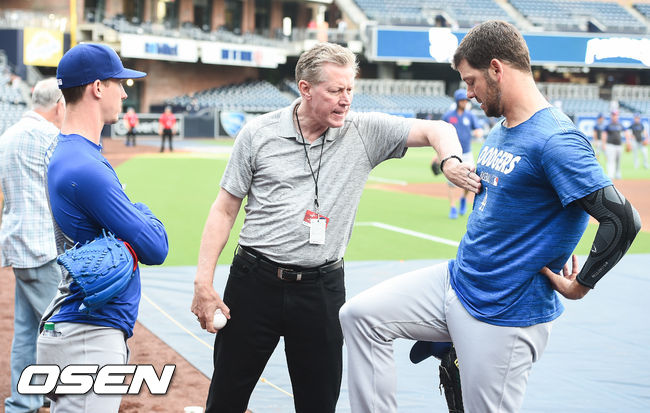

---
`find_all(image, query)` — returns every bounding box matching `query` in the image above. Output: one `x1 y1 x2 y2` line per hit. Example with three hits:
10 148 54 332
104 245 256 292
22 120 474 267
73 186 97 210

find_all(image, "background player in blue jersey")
340 20 641 413
441 89 483 219
626 112 649 169
36 44 169 413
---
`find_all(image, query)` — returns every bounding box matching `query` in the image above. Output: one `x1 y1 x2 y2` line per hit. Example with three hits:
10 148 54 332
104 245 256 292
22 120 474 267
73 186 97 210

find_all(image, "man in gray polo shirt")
191 42 481 413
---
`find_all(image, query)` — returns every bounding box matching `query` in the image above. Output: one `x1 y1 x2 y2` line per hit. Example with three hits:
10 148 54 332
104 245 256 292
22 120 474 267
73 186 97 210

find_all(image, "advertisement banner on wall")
200 42 287 68
23 27 63 67
120 34 198 62
111 113 184 139
371 26 650 68
219 111 263 137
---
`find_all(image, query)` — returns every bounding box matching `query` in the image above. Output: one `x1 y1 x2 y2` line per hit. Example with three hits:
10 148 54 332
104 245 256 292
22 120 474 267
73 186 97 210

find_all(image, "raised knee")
339 300 358 330
339 298 369 332
338 301 352 327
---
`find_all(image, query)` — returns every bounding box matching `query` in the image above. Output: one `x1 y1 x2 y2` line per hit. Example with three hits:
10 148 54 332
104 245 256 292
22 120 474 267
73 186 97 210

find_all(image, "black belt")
236 246 343 282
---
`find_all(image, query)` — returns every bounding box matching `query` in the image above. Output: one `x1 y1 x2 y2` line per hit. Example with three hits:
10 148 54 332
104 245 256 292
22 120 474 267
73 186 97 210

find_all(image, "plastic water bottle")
42 322 59 337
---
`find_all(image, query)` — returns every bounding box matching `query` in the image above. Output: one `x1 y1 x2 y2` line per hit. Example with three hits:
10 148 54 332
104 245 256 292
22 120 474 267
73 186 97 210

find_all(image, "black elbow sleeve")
576 186 641 288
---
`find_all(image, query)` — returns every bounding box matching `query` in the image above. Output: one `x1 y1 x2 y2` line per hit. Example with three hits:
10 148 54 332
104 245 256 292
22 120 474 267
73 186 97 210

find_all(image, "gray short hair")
31 78 63 110
295 42 358 85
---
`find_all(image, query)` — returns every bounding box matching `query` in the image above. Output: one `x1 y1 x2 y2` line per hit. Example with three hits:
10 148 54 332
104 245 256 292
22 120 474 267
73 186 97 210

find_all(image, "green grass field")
115 144 650 266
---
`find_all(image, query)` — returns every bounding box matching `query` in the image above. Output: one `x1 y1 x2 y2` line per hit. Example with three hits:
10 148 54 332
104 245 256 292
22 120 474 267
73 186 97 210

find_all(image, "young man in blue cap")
441 89 483 219
37 43 169 413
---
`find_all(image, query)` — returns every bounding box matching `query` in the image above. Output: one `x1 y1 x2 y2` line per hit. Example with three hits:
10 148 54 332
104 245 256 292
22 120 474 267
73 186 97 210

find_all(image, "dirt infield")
0 267 211 412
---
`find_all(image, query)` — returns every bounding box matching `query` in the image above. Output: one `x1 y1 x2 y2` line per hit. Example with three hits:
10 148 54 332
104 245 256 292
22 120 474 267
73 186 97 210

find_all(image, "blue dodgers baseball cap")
454 89 468 102
57 43 146 89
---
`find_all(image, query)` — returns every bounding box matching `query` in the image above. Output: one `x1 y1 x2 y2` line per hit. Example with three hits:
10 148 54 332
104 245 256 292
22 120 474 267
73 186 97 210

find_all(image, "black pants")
160 128 173 151
205 252 345 413
126 128 136 146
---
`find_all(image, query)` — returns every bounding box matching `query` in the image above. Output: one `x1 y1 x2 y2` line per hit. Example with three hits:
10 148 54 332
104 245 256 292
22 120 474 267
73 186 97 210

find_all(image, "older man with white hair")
0 77 65 413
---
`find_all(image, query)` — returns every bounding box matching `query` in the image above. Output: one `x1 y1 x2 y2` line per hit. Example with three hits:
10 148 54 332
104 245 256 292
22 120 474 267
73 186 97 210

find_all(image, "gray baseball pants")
36 322 128 413
605 143 623 179
339 261 552 413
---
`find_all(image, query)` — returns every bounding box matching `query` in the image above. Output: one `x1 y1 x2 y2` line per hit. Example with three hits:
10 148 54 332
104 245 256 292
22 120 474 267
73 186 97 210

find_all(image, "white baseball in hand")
213 309 227 329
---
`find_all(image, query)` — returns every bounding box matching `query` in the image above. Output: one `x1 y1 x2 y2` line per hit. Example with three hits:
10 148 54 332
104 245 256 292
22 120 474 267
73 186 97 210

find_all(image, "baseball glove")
409 341 464 412
439 346 464 413
431 159 442 175
57 231 138 313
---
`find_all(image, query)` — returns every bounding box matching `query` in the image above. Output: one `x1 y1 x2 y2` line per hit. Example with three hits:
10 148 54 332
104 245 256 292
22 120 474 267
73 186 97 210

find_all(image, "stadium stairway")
493 0 536 30
625 3 650 27
334 0 370 29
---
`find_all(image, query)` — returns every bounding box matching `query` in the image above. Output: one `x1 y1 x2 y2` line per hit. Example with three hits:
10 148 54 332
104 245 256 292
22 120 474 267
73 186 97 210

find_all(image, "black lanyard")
295 110 325 211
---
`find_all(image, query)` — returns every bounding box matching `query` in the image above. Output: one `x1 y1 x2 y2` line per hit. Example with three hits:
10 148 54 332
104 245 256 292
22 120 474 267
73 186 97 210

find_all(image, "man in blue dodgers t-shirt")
340 21 641 413
37 44 169 413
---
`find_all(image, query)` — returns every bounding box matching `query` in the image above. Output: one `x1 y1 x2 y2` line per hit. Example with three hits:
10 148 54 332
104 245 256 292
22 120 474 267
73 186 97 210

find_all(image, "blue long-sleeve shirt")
42 133 168 337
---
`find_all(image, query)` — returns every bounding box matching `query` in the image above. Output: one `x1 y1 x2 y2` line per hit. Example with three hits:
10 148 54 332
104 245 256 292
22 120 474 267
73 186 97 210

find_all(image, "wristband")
440 155 462 172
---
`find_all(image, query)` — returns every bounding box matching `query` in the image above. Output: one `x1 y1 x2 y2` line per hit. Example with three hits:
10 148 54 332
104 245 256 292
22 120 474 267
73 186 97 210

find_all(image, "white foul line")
355 222 460 247
142 293 214 350
367 176 408 186
141 293 294 398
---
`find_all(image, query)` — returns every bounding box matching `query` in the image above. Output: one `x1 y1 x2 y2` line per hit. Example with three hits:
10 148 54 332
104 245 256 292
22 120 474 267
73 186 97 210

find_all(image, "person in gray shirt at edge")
191 42 481 413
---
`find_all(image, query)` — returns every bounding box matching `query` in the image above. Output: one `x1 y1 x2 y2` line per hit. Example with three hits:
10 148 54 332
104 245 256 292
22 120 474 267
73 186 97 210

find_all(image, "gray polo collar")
279 98 339 143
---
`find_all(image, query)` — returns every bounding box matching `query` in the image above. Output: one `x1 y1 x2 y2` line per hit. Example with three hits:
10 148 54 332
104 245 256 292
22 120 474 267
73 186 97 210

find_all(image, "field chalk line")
367 176 408 185
355 222 460 247
141 293 294 398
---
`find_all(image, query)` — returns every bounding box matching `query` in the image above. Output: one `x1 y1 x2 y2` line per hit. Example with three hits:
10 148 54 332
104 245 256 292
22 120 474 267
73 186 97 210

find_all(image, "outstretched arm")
541 185 641 299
